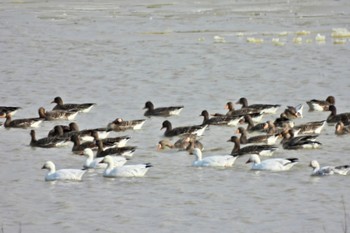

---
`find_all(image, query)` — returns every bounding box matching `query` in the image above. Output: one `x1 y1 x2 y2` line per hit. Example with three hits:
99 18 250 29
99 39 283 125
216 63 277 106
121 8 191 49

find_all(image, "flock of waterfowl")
1 95 350 181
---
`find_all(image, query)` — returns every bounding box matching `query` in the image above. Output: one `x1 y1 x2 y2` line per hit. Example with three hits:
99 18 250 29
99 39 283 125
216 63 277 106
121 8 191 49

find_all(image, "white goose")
83 148 127 169
191 148 237 167
246 154 299 171
101 155 152 177
309 160 350 176
42 161 86 181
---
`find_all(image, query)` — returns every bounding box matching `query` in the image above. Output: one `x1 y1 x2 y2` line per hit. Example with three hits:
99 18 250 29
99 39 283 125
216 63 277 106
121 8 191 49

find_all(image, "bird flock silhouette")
1 95 350 181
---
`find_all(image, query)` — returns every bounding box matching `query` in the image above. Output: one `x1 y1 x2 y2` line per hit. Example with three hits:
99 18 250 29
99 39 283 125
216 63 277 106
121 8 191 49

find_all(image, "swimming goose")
335 121 350 135
213 102 262 117
101 155 152 177
83 148 127 169
106 118 146 132
246 154 299 171
283 104 304 119
157 134 204 151
200 110 243 126
228 136 278 157
48 123 76 137
61 123 110 142
30 129 71 148
51 96 95 113
38 107 79 121
273 113 295 128
0 106 21 116
161 120 208 137
96 140 136 158
92 131 130 148
191 148 238 167
71 135 99 155
309 160 350 176
326 105 350 124
42 161 86 181
281 129 321 150
243 115 270 133
236 127 279 145
143 101 184 117
306 96 335 111
236 97 281 114
4 114 44 129
293 120 326 134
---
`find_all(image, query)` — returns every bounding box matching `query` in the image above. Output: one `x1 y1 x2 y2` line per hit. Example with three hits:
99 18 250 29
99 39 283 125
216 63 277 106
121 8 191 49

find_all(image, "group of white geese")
1 95 350 181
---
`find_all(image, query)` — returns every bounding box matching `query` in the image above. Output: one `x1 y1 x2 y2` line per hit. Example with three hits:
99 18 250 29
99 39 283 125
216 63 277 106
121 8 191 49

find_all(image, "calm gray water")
1 0 350 232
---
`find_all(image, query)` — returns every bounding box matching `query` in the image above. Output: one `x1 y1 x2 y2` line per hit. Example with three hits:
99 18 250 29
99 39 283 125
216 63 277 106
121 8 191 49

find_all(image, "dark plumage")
236 97 281 114
51 96 95 112
161 120 208 137
143 101 184 117
4 114 44 129
306 96 335 111
95 140 136 158
227 136 278 157
281 129 321 150
327 105 350 124
200 110 243 126
38 107 79 121
236 127 279 145
293 120 326 134
243 115 269 133
30 129 71 148
0 106 21 116
106 118 146 132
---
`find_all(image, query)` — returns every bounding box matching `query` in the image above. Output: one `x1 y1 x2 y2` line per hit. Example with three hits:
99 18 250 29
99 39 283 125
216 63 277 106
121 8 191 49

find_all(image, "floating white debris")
333 38 347 44
236 32 244 37
293 37 302 43
315 33 326 42
331 28 350 38
296 30 311 36
278 31 289 36
272 38 285 46
305 38 313 43
214 35 226 43
246 37 264 43
198 37 205 42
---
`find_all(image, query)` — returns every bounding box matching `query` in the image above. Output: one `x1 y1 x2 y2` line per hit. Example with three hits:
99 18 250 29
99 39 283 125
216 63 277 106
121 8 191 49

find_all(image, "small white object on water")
293 37 302 43
296 30 310 36
246 37 264 43
272 38 285 46
315 33 326 42
214 35 226 43
331 28 350 38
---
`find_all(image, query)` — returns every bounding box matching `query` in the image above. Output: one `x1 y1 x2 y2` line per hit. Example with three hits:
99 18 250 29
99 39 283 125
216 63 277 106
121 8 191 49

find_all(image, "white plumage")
83 148 127 169
191 148 237 167
246 154 299 171
309 160 350 176
42 161 86 181
102 155 152 177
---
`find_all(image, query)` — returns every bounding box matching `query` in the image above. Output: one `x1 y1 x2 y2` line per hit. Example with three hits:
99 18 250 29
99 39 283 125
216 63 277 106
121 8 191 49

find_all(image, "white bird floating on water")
191 148 238 167
83 148 127 169
309 160 350 176
246 154 299 171
101 155 152 178
42 161 86 181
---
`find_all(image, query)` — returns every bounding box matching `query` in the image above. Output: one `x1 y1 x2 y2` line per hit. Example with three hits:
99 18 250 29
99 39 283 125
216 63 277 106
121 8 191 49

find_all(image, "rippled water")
1 0 350 232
